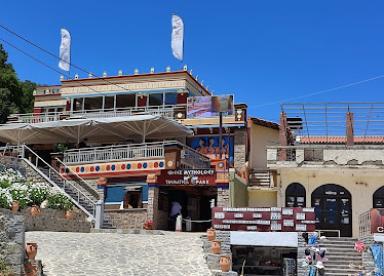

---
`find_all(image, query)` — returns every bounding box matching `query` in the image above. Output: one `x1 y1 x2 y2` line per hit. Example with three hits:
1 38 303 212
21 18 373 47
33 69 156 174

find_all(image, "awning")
0 115 193 144
230 232 298 247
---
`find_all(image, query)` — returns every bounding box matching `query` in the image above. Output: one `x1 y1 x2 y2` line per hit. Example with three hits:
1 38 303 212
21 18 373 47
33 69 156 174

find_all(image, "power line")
0 38 100 93
0 22 139 93
252 74 384 108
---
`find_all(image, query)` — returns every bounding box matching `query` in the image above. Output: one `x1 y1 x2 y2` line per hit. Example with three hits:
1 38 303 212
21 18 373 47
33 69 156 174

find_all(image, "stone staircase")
318 237 363 276
248 170 272 187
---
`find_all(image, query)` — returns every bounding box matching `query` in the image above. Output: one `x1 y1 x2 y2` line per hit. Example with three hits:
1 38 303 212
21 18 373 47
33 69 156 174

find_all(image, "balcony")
248 169 275 189
267 145 384 168
6 105 187 124
62 141 211 170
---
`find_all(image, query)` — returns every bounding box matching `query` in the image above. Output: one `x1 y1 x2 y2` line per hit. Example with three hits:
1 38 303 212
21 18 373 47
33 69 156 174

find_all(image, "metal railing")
7 104 187 124
267 145 384 164
20 145 98 220
63 140 211 169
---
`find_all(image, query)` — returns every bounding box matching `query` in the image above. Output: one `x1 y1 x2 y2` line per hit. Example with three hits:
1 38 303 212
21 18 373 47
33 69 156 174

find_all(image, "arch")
373 186 384 208
311 184 352 237
285 183 306 207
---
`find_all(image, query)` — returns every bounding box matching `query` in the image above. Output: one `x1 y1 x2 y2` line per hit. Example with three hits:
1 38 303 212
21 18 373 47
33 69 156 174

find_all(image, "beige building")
265 103 384 238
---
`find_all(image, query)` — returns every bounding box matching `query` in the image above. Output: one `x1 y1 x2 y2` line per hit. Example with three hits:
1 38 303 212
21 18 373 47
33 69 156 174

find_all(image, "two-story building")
0 68 250 231
266 103 384 237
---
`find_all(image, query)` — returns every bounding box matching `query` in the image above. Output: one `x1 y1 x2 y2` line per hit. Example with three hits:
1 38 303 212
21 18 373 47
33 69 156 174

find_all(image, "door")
311 184 352 237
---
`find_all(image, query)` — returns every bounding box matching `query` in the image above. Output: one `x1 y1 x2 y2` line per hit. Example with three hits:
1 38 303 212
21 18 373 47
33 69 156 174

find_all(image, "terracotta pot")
207 227 216 241
11 201 19 213
24 262 37 276
220 255 231 272
64 210 74 220
25 242 38 260
30 206 40 217
211 240 221 254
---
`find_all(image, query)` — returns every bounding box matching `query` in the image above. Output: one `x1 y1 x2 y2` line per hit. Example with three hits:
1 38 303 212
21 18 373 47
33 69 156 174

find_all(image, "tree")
0 44 36 123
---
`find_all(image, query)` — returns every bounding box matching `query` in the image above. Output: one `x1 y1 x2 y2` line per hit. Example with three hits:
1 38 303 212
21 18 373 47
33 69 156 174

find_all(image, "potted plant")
28 185 49 216
143 220 153 230
47 193 74 219
9 183 30 213
0 188 12 210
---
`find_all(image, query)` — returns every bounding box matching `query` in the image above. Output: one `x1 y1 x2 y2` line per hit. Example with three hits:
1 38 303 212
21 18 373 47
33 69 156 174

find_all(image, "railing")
20 145 98 220
267 145 384 165
63 140 211 169
7 104 187 124
248 169 273 188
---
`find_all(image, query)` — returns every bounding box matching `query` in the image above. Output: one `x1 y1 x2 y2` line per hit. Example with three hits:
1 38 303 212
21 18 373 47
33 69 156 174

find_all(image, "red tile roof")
300 136 384 144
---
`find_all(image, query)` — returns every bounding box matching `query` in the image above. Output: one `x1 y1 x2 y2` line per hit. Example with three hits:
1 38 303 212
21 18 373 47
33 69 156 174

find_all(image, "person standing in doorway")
170 201 182 230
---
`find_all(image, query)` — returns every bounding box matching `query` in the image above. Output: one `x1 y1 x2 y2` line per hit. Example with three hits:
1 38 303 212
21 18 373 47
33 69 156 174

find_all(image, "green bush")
47 193 74 211
0 188 12 209
29 186 50 206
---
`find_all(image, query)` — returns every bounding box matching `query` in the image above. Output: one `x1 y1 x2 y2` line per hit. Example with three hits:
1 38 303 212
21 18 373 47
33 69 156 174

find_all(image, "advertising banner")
156 169 217 186
187 95 234 118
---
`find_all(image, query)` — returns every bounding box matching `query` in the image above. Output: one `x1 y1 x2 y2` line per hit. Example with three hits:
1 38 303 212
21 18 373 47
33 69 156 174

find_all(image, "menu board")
212 207 316 232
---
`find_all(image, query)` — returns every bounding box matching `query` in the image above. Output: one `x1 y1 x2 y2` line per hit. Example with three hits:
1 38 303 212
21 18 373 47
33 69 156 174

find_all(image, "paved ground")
26 231 212 276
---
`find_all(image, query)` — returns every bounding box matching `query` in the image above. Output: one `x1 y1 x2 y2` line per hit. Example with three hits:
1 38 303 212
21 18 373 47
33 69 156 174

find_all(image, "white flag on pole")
58 28 71 71
171 15 184 61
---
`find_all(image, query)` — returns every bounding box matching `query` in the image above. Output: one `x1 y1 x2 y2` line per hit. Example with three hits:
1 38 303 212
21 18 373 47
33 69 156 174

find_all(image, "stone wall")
22 208 91 233
0 209 25 275
104 209 147 229
234 130 246 170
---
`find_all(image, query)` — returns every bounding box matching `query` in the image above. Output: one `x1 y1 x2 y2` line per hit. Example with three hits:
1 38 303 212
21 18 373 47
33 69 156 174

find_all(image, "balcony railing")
267 145 384 166
7 105 187 124
63 140 211 169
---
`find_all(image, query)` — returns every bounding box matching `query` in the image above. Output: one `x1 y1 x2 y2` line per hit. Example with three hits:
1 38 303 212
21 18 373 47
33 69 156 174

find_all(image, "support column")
94 200 104 229
346 111 354 146
147 185 159 228
279 112 288 161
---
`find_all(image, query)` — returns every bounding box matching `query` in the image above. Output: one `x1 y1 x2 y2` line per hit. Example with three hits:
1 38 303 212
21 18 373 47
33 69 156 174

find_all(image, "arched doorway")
285 183 306 207
311 184 352 237
373 187 384 208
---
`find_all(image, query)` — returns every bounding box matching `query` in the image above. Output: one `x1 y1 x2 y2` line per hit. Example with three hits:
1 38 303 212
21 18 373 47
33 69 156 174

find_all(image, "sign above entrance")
153 169 217 186
212 207 316 232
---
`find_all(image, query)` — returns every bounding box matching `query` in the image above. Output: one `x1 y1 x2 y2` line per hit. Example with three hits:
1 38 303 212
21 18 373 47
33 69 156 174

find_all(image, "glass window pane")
84 97 103 110
73 98 83 111
165 93 177 105
104 96 114 110
149 93 163 106
116 94 135 108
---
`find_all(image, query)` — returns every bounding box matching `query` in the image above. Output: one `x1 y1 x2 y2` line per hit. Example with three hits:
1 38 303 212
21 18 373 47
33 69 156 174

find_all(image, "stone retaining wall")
0 209 25 275
22 208 91 233
104 209 147 229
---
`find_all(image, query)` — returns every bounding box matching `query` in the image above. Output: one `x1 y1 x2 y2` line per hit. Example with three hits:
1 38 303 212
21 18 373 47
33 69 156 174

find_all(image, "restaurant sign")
156 169 216 186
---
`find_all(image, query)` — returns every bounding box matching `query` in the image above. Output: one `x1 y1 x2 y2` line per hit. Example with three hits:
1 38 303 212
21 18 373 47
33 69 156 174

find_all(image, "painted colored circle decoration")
127 163 131 169
159 161 164 168
111 164 116 171
137 163 142 169
90 166 95 172
143 163 148 169
121 164 126 170
106 165 111 171
80 167 85 173
96 166 100 172
76 167 80 173
154 162 158 168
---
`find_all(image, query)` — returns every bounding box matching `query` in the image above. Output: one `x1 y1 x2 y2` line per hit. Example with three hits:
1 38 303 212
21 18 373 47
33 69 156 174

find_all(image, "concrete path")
26 231 211 276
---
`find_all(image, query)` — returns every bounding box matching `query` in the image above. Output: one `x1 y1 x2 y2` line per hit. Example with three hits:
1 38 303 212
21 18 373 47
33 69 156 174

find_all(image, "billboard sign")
187 95 234 118
156 169 216 186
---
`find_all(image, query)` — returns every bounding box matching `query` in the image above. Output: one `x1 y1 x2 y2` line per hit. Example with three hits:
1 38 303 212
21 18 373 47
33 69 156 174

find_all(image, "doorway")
311 184 352 237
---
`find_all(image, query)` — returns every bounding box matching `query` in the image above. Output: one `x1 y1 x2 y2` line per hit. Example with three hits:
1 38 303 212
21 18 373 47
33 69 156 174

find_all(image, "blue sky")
1 1 384 121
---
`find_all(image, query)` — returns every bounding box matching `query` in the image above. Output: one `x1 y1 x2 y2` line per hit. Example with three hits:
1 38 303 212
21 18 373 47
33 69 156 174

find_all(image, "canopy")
0 115 193 144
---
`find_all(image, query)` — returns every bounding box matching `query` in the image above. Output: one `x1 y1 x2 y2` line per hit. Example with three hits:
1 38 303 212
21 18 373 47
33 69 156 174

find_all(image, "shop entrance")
311 184 352 237
231 245 297 276
158 186 217 232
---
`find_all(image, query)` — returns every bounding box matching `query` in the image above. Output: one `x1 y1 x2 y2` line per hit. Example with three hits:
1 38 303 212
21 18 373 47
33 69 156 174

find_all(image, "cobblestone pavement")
26 231 212 276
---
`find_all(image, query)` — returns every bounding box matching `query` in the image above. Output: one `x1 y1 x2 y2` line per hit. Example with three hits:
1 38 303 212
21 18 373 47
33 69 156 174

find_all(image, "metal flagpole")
219 112 223 160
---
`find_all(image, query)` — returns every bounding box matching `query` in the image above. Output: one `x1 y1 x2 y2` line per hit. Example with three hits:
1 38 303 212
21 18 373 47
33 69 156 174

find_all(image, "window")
104 96 115 110
73 98 83 111
165 93 178 105
149 93 163 106
285 183 306 207
84 97 103 111
116 94 135 108
374 187 384 208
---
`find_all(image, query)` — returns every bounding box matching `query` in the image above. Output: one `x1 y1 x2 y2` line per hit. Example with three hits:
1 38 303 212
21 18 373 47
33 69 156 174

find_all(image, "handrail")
21 145 97 218
54 157 100 199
